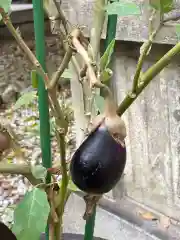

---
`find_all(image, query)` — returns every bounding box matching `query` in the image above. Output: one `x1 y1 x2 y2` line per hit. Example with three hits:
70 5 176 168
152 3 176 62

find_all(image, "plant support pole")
84 208 96 240
104 4 117 51
84 1 118 240
32 1 52 240
102 0 117 93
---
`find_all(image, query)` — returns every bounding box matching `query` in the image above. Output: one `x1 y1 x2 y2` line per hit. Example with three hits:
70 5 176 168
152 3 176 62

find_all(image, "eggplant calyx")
104 116 126 147
88 114 105 134
100 85 127 146
89 114 126 147
83 194 102 220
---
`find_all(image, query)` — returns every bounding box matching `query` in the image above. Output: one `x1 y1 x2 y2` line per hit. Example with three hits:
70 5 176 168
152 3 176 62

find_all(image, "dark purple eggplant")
70 87 127 194
0 222 17 240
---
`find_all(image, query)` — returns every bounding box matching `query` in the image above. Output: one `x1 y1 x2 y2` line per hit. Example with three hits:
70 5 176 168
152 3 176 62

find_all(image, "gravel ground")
0 86 75 226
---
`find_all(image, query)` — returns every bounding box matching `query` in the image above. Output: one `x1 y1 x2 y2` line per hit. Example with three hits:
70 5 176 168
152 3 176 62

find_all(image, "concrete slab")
63 194 160 240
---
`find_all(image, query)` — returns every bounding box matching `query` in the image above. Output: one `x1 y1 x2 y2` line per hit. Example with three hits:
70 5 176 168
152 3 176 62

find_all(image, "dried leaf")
139 211 157 221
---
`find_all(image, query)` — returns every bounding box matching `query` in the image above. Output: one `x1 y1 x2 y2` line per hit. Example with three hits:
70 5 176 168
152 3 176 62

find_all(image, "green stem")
117 42 180 116
131 28 159 93
101 1 118 95
132 10 159 93
55 130 68 240
49 48 73 89
0 163 41 185
88 0 106 61
84 0 107 119
32 1 52 240
84 1 117 240
84 1 106 240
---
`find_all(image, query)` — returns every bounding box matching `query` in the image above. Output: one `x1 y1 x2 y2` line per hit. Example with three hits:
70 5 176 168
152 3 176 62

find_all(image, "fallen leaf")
139 211 158 221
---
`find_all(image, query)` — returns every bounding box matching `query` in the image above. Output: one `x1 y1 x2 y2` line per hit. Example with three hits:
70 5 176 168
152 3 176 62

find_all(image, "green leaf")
61 69 73 79
58 177 78 192
67 179 78 192
12 188 50 240
0 0 12 21
105 1 141 16
94 95 105 114
100 68 113 82
31 165 47 182
31 70 38 89
13 91 37 110
100 39 115 71
176 24 180 41
150 0 173 13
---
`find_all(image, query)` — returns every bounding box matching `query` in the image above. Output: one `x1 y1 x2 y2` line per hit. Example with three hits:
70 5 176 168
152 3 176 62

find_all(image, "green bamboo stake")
84 208 96 240
104 14 117 51
84 2 118 240
32 1 52 240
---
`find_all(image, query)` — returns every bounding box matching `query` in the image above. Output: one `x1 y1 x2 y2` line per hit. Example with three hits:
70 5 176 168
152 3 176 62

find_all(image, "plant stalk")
55 129 69 240
117 42 180 116
0 163 41 185
49 48 73 89
132 9 158 93
88 0 107 62
84 1 107 240
131 27 159 93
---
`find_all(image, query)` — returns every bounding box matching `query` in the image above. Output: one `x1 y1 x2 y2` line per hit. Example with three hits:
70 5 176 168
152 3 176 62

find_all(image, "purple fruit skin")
70 124 126 194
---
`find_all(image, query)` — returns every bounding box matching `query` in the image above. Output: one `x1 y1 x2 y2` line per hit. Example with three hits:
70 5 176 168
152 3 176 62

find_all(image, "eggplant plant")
0 0 180 239
70 86 127 218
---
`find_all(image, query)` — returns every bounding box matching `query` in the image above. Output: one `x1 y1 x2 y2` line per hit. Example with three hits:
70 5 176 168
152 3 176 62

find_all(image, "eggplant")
0 221 17 240
70 122 126 194
70 87 127 195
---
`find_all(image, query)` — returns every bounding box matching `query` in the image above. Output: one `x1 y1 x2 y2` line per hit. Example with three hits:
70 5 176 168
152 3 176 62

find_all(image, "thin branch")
131 10 160 93
0 7 68 132
45 0 82 87
163 13 180 23
3 124 27 162
49 185 59 224
88 0 106 62
70 29 113 111
54 127 68 240
0 8 48 85
71 29 99 87
117 41 180 116
52 0 69 34
0 162 41 185
49 47 73 89
0 162 30 174
131 27 160 93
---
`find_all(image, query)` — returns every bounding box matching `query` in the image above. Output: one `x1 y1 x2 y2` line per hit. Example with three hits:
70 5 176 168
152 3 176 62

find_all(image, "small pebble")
3 200 9 208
